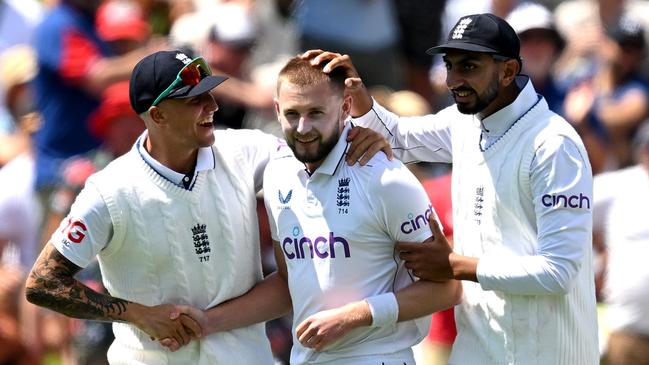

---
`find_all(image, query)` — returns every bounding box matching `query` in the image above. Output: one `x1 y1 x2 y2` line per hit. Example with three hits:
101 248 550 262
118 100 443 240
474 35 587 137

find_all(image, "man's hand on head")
300 50 372 116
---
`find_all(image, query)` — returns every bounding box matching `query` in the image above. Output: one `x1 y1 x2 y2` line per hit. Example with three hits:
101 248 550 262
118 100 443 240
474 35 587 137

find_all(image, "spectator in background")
564 14 649 173
507 2 567 116
0 265 38 365
392 0 446 106
170 2 274 130
593 121 649 365
96 0 152 55
32 0 163 238
0 0 43 134
0 44 41 271
0 43 45 365
553 0 649 86
292 0 404 90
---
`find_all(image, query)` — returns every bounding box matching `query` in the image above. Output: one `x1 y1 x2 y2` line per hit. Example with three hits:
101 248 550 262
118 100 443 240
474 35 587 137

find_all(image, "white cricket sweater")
449 97 598 365
353 78 599 364
86 134 273 365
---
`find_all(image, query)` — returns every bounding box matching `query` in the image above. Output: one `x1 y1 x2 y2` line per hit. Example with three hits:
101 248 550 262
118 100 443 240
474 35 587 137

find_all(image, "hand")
396 215 455 281
295 301 371 351
300 50 363 90
131 304 201 349
564 82 595 126
345 126 393 165
300 50 372 116
159 305 206 352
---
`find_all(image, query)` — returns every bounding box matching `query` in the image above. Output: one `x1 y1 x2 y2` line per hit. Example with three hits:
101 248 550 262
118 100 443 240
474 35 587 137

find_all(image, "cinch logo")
400 204 434 234
60 217 87 244
282 228 350 260
541 193 590 209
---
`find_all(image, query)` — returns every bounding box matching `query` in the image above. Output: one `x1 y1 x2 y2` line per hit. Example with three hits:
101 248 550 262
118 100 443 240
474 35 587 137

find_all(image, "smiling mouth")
198 121 214 127
295 135 318 144
454 90 473 97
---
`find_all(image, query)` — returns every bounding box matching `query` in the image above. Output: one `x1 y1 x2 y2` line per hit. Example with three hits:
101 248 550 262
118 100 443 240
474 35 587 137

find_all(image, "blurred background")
1 0 648 364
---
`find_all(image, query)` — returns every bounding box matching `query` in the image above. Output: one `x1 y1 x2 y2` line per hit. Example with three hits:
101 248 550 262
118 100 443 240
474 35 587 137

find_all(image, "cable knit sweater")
87 131 274 364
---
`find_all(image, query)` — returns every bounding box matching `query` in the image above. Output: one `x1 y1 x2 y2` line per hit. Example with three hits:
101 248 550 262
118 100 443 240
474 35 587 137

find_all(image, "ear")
341 94 352 118
501 59 519 86
148 106 166 126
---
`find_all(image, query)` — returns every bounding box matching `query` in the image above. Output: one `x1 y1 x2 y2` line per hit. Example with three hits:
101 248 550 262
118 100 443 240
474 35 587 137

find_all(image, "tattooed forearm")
25 242 130 321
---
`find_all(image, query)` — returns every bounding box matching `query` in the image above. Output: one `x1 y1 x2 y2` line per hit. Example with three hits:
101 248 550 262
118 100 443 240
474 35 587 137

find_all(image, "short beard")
455 71 500 115
288 130 339 164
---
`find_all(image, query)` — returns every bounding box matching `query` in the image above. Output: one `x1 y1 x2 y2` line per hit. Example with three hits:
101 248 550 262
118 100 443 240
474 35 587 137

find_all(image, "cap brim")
167 75 229 99
426 42 499 55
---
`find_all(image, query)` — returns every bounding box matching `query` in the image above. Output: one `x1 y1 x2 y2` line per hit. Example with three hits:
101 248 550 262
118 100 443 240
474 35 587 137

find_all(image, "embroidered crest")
473 186 484 225
337 178 350 214
176 52 192 65
452 18 472 39
191 223 211 262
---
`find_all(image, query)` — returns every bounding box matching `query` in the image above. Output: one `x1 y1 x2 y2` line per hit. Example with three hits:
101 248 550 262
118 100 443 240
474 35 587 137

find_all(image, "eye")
309 110 324 117
462 63 477 71
284 111 299 119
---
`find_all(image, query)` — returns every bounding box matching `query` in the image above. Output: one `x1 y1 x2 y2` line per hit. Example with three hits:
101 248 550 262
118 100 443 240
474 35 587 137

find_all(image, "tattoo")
25 243 129 321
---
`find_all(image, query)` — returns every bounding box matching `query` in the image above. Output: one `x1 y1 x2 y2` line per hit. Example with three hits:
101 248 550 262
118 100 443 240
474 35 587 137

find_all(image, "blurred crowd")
0 0 648 364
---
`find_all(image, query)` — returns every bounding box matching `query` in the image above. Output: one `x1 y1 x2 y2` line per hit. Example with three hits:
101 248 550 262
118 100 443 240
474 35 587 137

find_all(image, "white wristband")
365 292 398 328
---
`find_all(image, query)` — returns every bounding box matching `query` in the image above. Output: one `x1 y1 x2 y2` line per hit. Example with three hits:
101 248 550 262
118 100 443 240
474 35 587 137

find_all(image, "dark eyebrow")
443 54 483 63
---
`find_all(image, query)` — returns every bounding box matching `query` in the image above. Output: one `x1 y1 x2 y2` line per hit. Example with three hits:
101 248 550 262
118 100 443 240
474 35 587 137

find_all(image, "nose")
445 70 463 90
296 116 311 135
204 92 218 112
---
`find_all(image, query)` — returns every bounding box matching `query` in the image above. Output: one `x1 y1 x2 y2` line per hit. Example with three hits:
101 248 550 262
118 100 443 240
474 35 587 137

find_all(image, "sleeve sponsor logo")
400 204 433 234
541 193 591 209
60 217 88 244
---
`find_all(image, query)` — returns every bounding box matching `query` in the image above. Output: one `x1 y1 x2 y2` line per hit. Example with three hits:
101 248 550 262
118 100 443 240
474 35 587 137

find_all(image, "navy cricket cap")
427 13 521 61
129 50 228 114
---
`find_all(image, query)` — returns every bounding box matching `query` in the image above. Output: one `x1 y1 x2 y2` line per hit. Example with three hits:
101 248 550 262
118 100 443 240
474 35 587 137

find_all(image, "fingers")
299 49 325 60
296 318 323 349
344 77 364 91
395 241 420 253
346 126 360 140
295 317 310 340
428 216 443 239
160 338 180 352
173 324 190 347
346 127 390 165
179 313 202 339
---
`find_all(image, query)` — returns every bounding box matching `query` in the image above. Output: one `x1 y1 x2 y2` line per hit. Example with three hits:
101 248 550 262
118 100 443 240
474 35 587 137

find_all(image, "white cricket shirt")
264 123 436 364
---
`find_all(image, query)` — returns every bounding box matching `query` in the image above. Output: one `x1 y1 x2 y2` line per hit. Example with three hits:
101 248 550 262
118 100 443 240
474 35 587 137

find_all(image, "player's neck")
145 136 198 175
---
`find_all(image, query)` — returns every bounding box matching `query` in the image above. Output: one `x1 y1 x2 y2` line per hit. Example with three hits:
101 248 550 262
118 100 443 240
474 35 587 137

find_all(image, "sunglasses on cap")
151 57 212 107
